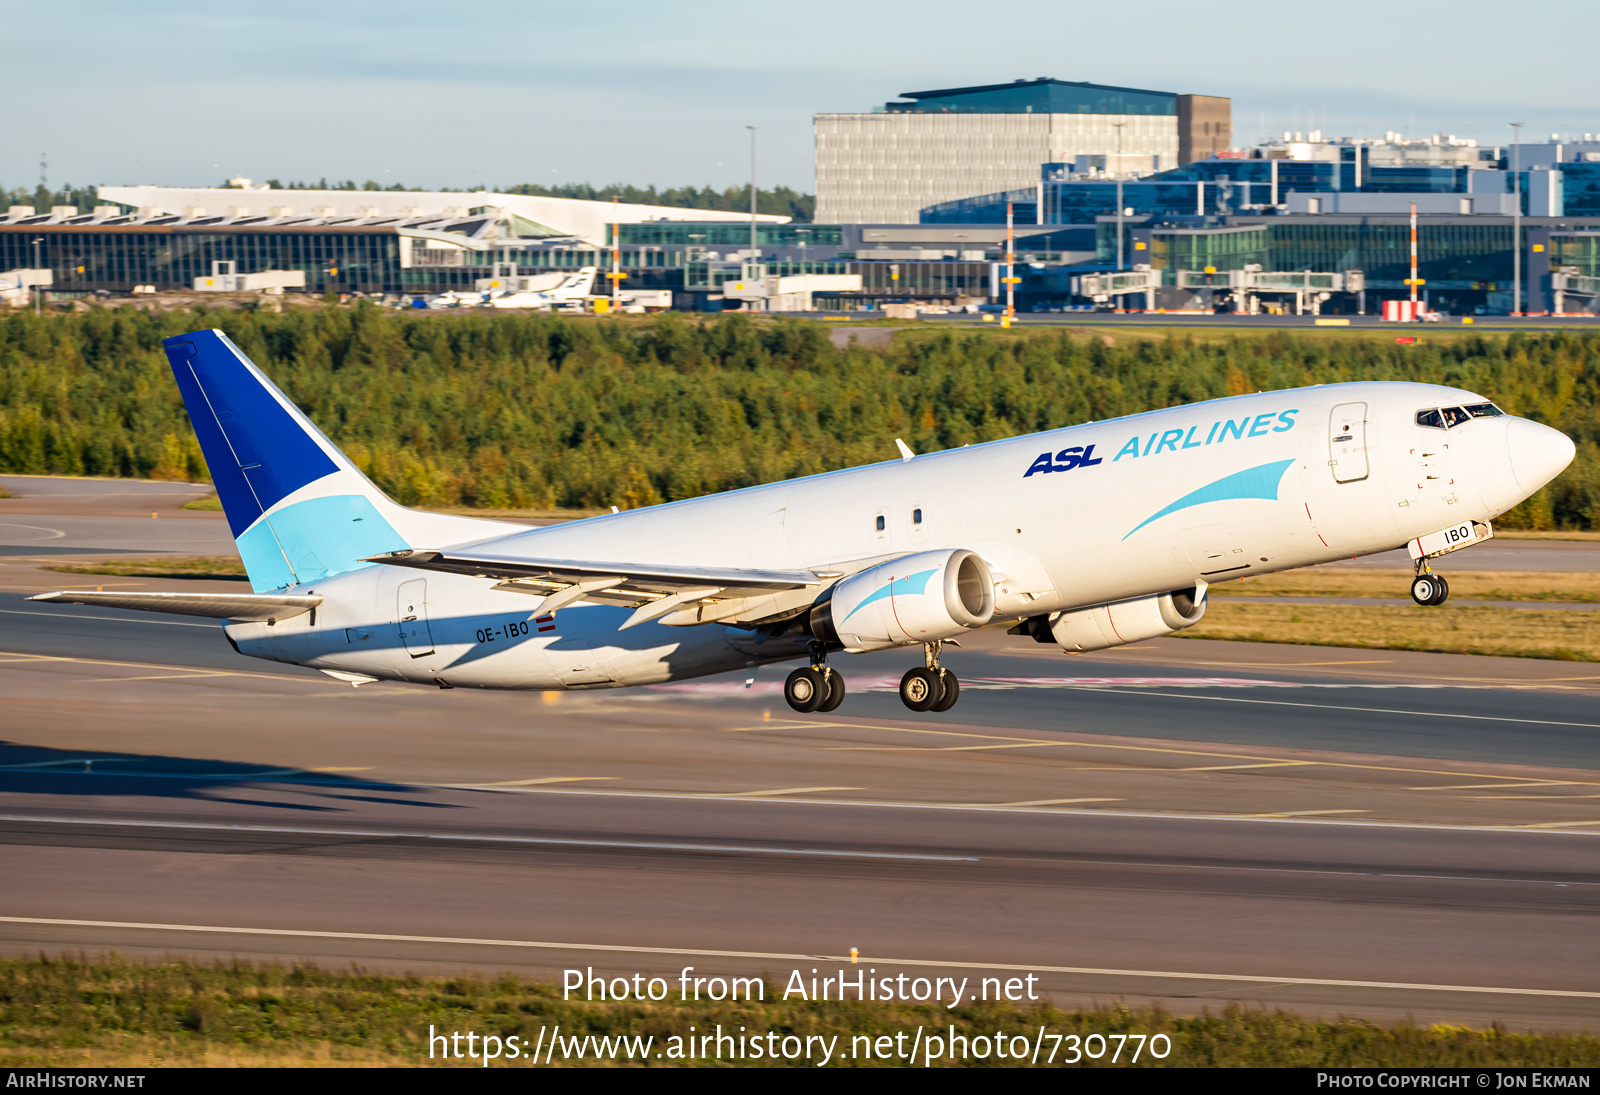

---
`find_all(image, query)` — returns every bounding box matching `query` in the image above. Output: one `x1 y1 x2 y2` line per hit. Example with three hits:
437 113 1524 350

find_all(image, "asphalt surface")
2 475 1598 1029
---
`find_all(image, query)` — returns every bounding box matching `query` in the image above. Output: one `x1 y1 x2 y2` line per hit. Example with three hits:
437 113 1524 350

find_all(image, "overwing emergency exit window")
875 515 886 531
1416 409 1446 429
912 508 923 525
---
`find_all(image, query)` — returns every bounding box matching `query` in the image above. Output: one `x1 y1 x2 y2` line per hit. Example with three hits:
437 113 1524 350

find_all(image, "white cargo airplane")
31 330 1575 714
483 267 598 310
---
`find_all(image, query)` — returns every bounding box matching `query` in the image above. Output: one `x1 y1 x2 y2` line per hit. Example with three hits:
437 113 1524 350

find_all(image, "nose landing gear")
783 645 845 713
899 640 960 713
1410 564 1450 606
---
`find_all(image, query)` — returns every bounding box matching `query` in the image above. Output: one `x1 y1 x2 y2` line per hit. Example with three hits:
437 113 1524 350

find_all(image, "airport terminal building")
815 78 1231 224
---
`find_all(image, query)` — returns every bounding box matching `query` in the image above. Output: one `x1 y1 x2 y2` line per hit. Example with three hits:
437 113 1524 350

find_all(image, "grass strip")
180 493 222 511
0 956 1595 1068
1212 569 1600 604
1184 601 1600 661
42 556 248 581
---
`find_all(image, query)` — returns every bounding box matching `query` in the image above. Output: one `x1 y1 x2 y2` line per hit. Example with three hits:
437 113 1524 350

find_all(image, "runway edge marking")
1 916 1596 1001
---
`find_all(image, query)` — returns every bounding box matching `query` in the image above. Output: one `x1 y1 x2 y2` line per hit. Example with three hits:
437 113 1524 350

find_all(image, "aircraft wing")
364 548 832 629
28 590 322 623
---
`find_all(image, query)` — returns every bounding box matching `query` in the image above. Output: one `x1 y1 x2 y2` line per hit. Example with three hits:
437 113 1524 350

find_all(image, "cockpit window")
1417 405 1502 429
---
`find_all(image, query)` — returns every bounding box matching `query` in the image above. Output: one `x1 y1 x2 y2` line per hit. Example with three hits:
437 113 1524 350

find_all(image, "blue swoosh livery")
1122 459 1296 540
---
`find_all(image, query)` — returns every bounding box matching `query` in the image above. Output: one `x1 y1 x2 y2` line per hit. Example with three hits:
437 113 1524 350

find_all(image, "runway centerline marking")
716 786 866 798
0 815 975 862
1 916 1595 1001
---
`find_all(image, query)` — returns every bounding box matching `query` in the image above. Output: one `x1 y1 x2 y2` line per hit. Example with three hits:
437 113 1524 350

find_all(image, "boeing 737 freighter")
31 329 1575 714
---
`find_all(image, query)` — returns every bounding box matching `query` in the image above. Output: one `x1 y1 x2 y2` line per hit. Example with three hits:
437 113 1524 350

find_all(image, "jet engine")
811 548 995 652
1012 587 1207 653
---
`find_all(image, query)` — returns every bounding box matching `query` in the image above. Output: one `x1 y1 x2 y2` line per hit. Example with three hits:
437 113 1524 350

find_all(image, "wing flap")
366 548 826 627
28 591 322 622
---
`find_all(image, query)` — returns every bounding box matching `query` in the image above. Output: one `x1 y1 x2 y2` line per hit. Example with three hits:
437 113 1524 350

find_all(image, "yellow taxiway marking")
0 649 339 686
717 786 865 798
1514 820 1600 829
7 916 1597 999
1471 794 1600 800
778 718 1595 791
78 672 235 683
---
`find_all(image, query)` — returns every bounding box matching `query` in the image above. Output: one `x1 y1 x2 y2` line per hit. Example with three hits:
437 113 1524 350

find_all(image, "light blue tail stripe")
237 494 408 592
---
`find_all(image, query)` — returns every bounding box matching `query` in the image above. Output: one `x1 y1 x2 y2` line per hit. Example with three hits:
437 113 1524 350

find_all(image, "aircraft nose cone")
1506 417 1576 492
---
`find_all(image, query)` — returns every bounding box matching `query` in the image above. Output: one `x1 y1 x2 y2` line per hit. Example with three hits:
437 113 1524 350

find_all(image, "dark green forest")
0 307 1596 527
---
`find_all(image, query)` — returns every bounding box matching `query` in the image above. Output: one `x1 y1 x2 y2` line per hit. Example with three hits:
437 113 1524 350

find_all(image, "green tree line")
0 184 102 214
250 180 817 221
498 182 814 222
0 307 1596 527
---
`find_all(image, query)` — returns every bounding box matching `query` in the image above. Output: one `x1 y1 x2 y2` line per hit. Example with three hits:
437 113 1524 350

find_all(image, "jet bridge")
1552 270 1600 314
1175 267 1362 315
1071 268 1161 308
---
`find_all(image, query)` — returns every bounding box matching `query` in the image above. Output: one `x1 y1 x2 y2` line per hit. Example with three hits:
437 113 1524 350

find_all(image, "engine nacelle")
1039 587 1207 653
816 548 996 652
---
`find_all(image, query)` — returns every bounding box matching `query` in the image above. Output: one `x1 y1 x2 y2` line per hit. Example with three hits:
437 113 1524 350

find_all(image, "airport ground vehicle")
32 330 1573 713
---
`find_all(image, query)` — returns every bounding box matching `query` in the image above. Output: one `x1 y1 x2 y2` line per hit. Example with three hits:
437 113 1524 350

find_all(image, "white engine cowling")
1049 587 1207 652
824 548 996 652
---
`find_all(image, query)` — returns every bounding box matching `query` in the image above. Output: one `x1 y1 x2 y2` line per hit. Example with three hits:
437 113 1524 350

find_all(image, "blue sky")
3 0 1595 194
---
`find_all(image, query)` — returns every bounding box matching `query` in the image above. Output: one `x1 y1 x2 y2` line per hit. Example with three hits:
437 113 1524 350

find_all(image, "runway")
2 476 1598 1029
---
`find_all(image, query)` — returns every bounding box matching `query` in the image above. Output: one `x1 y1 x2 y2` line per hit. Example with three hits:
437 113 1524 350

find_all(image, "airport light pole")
1003 201 1016 327
1509 122 1523 316
1408 201 1419 309
31 236 41 315
1113 123 1126 271
747 126 759 262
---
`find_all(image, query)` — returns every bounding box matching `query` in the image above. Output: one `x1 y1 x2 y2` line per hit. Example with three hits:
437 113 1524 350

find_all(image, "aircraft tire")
899 667 942 712
784 667 827 713
929 669 960 712
1429 576 1450 605
816 667 846 712
1410 574 1441 606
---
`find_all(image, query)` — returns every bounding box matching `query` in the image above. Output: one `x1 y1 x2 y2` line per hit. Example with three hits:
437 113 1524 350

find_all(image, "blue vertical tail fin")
164 329 523 592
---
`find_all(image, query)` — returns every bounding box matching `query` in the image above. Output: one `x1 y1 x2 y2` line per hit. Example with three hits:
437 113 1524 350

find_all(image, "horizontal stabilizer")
28 590 322 622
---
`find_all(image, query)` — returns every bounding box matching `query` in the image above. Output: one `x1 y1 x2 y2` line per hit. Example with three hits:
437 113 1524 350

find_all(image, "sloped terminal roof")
93 186 789 246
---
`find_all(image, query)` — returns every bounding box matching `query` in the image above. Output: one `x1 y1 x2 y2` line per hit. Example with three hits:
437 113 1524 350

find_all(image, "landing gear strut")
1410 561 1450 606
783 645 845 714
899 640 960 713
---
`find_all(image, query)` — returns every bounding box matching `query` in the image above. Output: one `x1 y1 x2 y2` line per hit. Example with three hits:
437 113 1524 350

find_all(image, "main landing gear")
783 645 845 714
781 641 963 715
1410 563 1450 606
899 640 960 714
